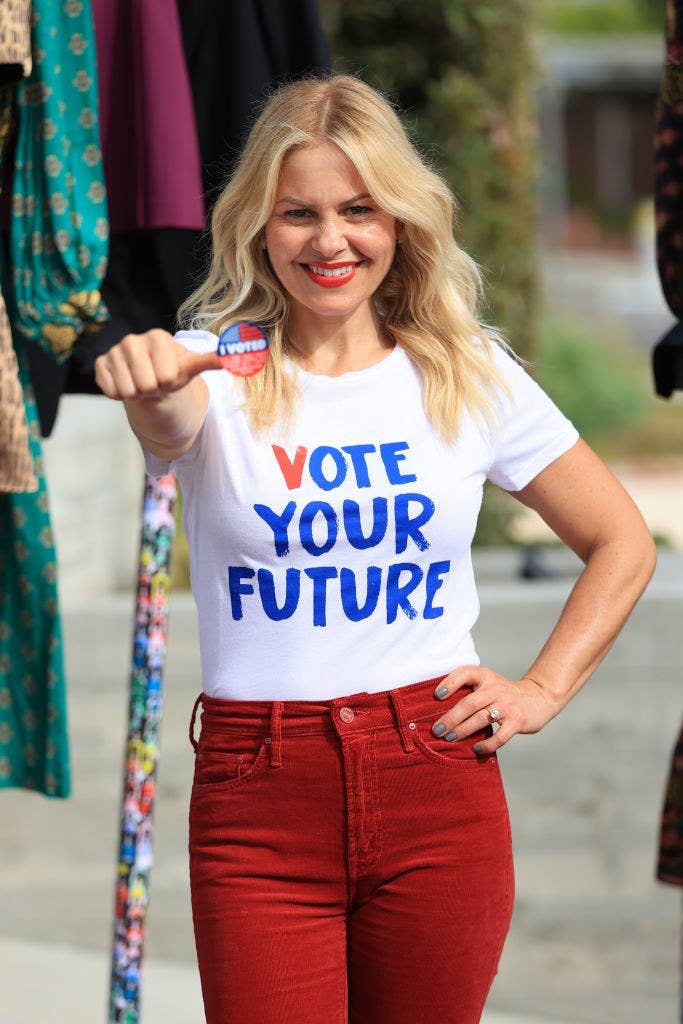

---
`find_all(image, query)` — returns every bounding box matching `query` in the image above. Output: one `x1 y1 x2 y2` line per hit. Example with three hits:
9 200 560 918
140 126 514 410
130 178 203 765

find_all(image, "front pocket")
193 732 269 791
411 720 495 770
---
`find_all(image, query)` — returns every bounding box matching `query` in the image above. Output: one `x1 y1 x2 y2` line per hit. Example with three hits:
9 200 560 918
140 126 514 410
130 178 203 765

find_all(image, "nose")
310 214 347 258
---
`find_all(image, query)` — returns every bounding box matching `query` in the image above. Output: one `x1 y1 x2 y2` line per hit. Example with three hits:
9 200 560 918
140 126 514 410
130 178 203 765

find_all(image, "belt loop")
189 692 203 752
389 689 416 753
269 700 284 768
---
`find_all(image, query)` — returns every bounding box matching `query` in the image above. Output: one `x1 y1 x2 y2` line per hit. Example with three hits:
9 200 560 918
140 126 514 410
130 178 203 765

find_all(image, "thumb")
180 349 224 380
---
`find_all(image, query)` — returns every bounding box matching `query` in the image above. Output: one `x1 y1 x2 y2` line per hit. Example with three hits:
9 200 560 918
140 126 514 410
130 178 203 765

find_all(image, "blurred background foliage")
535 316 681 459
540 0 661 36
475 310 680 547
319 0 540 361
535 317 647 446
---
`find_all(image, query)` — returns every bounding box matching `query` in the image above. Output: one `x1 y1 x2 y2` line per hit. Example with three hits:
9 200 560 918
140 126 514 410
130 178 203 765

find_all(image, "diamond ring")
488 707 501 724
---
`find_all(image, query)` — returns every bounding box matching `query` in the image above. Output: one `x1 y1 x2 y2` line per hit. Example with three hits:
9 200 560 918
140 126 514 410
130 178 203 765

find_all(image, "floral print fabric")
658 718 683 887
0 322 70 797
0 85 36 493
656 0 683 318
10 0 109 360
0 0 32 84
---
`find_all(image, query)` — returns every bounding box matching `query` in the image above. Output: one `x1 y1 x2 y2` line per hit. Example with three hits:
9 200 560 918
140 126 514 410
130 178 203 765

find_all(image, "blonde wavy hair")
177 74 516 442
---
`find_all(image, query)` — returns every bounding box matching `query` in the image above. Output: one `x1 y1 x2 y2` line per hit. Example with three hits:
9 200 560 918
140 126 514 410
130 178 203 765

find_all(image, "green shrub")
473 315 655 548
532 317 648 445
473 482 520 547
542 0 661 36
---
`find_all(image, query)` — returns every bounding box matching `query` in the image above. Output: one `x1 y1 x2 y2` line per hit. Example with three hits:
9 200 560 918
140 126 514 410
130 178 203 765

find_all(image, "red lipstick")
301 261 361 288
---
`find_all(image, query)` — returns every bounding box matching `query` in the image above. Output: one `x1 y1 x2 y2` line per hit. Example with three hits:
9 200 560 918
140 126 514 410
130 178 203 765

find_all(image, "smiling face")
264 141 400 331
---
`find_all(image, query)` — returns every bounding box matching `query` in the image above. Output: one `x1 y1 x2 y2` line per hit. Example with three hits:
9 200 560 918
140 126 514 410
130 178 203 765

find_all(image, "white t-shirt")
141 330 579 700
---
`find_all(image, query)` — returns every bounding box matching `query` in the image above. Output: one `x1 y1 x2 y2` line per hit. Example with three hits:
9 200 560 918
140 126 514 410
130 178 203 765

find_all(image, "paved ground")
2 547 681 1024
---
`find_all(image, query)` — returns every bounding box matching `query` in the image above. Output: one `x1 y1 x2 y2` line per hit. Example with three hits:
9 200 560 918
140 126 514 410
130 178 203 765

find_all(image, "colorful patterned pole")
108 473 177 1023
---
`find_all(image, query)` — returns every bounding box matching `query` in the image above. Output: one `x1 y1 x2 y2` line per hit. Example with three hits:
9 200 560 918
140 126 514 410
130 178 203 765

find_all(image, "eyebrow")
275 192 372 206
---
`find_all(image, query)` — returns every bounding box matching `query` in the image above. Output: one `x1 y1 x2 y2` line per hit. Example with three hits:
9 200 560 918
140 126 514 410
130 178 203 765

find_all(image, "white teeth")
307 264 355 277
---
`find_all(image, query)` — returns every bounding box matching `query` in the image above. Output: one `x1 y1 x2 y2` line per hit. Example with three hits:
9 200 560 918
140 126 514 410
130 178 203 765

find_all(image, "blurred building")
539 35 662 249
536 34 671 347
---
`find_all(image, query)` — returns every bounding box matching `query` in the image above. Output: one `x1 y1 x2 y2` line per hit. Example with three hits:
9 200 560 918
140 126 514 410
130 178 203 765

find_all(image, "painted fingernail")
432 722 446 736
445 731 457 742
435 685 448 699
472 745 483 754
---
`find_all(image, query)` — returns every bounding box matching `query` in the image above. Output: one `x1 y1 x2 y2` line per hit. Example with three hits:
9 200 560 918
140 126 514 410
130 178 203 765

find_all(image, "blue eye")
284 209 312 219
347 206 371 216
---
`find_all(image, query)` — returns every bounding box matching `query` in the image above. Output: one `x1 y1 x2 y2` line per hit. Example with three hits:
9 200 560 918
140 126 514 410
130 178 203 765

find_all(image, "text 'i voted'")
217 322 269 376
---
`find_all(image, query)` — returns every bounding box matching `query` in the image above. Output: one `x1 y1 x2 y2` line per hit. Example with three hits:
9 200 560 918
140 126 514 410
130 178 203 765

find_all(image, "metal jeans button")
339 706 355 723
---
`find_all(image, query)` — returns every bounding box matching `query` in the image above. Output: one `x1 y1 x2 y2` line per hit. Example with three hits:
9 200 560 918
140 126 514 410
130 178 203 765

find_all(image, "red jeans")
188 675 514 1024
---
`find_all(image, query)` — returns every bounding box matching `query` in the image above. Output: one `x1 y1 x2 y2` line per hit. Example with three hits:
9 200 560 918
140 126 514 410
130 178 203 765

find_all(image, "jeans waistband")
189 675 475 762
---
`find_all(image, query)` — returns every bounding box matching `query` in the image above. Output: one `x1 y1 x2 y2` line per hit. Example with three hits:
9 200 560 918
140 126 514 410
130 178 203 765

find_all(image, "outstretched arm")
94 329 222 461
430 438 657 753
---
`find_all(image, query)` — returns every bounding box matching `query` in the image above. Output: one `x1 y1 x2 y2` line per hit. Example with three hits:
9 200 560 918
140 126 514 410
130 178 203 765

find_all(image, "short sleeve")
486 343 580 491
139 329 219 478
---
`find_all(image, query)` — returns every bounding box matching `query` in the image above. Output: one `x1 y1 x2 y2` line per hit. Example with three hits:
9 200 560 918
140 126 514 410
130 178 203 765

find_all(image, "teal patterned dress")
10 0 109 359
0 0 110 796
0 320 70 797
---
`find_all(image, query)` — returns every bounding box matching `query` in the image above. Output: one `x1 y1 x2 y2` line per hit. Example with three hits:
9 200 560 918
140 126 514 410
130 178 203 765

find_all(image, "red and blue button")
217 321 269 377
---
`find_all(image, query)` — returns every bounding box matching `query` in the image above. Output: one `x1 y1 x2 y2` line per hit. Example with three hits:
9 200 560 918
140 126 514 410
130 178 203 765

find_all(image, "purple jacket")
92 0 205 231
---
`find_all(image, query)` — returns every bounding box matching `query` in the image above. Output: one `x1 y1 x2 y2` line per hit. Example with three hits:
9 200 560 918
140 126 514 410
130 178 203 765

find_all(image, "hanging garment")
22 228 203 436
0 285 36 491
0 83 35 491
0 0 36 491
23 0 333 435
0 0 32 85
8 0 109 361
0 0 71 789
653 0 683 397
654 0 683 893
0 272 70 798
19 0 208 435
178 0 332 208
658 718 683 886
91 0 204 233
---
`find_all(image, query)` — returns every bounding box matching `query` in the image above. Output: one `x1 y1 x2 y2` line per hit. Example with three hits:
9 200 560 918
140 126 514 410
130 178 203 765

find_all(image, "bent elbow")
641 533 658 585
626 530 658 596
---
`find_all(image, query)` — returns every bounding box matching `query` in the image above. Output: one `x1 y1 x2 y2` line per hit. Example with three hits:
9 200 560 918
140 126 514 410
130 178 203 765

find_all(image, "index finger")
433 664 488 700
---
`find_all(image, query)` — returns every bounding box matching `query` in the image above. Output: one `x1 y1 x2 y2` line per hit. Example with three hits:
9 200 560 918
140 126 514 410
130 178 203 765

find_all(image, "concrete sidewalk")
2 548 681 1024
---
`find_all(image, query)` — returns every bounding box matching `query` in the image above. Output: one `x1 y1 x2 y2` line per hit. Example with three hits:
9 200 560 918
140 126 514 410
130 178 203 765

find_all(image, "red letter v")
271 445 308 490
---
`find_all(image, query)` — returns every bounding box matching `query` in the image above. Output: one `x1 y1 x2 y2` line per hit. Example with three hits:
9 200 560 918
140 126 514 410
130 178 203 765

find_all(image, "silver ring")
487 707 501 724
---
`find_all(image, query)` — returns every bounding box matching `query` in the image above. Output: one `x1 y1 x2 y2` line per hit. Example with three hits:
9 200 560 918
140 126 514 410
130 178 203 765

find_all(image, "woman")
95 76 656 1024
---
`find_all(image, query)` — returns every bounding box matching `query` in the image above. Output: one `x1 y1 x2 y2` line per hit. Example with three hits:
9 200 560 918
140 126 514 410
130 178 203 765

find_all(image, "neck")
287 304 394 376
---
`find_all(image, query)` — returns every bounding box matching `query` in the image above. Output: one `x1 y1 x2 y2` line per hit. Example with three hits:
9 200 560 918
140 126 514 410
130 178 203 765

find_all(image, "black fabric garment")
25 229 204 435
653 321 683 399
65 229 205 390
652 0 683 397
178 0 332 210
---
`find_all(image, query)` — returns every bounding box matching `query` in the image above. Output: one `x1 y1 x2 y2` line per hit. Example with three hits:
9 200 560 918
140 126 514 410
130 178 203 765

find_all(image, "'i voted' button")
217 321 269 377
